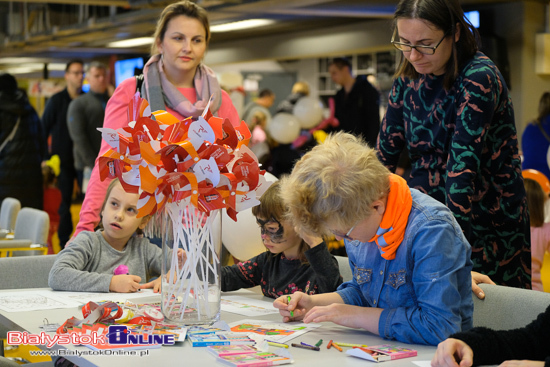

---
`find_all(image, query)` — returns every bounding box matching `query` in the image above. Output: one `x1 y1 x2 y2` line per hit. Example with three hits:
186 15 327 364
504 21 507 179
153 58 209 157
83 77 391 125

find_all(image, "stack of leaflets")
187 321 256 347
346 344 417 362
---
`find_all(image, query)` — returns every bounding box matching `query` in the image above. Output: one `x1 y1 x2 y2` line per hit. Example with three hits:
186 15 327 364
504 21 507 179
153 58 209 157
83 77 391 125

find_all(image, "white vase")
160 201 222 325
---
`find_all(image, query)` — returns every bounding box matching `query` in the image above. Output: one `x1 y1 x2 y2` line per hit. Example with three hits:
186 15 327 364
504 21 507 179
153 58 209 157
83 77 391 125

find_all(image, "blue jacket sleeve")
378 217 473 345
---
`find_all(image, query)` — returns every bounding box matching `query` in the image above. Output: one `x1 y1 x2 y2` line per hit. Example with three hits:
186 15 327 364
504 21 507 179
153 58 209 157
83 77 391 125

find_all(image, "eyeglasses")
391 29 449 55
330 219 361 241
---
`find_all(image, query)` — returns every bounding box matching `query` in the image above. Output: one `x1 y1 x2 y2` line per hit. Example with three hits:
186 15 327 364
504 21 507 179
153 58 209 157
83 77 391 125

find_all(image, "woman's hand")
273 292 313 322
431 338 474 367
471 271 496 299
109 275 142 293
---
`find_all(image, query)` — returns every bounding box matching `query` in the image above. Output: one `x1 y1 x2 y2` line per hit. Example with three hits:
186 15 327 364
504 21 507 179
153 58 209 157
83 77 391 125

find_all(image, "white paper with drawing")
0 290 81 312
221 294 279 316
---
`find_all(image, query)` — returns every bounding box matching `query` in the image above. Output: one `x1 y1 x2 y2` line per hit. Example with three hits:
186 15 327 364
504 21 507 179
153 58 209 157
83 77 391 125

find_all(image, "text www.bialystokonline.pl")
29 349 150 357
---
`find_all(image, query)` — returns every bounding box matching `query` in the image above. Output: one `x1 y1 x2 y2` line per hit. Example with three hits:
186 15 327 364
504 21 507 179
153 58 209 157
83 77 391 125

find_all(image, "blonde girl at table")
49 178 165 293
274 133 473 346
221 181 343 298
73 0 239 239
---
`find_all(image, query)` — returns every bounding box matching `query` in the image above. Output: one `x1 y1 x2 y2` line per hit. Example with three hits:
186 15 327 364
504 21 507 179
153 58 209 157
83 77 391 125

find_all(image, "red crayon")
327 340 333 349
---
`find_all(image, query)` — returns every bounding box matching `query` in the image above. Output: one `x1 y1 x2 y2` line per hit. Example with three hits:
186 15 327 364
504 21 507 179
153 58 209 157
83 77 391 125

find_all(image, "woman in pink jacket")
75 1 239 237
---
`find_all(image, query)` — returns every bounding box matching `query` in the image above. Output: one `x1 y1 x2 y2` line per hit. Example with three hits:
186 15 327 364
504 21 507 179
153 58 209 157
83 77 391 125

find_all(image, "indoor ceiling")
0 0 531 78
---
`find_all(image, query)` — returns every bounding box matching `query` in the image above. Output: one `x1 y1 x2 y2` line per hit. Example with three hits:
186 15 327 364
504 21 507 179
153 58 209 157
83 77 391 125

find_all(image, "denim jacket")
336 189 473 345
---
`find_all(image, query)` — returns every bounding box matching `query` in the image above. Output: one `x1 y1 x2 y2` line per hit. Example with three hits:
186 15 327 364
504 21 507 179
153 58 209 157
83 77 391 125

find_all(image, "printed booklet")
217 351 294 367
188 332 256 347
346 344 417 362
207 344 259 357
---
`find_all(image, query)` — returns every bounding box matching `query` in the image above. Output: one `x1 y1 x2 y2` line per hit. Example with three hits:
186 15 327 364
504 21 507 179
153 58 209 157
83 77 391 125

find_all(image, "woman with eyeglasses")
73 1 240 239
273 132 474 346
377 0 531 289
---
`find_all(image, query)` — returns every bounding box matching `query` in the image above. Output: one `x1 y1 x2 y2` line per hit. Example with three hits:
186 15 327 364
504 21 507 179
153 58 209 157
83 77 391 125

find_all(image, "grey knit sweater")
48 230 162 292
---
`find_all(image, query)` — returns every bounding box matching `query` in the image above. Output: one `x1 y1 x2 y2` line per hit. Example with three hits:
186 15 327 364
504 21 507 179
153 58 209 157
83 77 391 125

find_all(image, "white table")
0 288 436 367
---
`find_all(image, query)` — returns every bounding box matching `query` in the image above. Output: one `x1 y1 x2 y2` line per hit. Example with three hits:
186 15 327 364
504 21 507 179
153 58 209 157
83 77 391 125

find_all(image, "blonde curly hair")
280 132 390 236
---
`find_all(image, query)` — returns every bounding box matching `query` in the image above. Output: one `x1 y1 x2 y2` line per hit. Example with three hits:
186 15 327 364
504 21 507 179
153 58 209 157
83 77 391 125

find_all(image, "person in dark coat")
42 59 84 249
0 73 46 209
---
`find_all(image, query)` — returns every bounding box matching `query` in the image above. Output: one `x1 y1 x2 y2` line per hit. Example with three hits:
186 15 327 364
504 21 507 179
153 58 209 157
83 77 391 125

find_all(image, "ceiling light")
107 37 154 48
211 19 275 33
3 64 44 75
0 57 43 64
47 63 67 71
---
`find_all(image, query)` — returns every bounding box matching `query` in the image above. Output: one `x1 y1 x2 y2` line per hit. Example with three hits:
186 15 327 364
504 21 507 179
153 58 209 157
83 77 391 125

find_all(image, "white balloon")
222 172 278 262
293 97 324 129
268 113 301 144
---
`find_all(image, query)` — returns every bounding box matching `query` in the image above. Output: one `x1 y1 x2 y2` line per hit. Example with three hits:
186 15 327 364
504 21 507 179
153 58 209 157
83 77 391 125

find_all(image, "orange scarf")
369 174 413 260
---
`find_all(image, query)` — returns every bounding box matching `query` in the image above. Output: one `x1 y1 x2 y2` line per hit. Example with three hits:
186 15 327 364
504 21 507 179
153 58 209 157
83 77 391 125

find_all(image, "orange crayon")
332 342 343 352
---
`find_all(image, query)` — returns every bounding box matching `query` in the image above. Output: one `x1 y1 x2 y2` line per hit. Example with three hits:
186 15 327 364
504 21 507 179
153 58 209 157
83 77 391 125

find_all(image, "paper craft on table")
228 319 321 344
221 295 279 316
0 290 81 312
51 288 159 305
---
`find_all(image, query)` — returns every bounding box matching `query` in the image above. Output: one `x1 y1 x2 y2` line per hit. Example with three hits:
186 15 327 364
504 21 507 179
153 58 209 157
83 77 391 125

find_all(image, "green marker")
287 296 294 317
315 339 323 347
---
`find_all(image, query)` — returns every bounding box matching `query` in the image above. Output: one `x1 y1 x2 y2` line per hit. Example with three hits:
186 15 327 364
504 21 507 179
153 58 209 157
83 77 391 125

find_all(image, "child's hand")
141 277 162 293
177 248 187 268
273 292 312 322
109 275 142 293
300 232 323 248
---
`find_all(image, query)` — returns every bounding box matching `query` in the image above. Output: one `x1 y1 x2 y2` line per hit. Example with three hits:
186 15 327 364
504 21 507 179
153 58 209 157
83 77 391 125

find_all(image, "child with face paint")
221 181 343 298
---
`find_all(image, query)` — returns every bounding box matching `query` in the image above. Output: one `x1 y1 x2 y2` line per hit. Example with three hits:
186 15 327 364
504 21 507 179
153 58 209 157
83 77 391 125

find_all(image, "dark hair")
252 181 309 262
65 59 84 72
536 91 550 124
0 73 17 93
393 0 480 90
524 178 546 228
330 57 352 72
151 0 210 55
259 89 274 98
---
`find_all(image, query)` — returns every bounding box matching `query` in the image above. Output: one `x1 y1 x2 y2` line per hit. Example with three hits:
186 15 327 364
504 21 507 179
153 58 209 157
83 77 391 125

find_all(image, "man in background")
42 59 84 250
67 61 109 197
329 57 380 148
